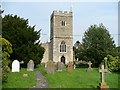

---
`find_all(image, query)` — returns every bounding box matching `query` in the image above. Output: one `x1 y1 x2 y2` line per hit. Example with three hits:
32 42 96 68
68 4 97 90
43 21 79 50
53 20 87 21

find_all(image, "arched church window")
60 41 66 52
61 21 66 26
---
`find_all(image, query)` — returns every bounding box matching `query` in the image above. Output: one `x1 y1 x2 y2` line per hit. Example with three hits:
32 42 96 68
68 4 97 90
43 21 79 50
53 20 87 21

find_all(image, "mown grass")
39 66 119 88
2 68 36 88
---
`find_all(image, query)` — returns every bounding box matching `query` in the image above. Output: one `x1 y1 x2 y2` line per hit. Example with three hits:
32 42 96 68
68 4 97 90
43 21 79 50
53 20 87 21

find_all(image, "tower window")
61 21 66 26
60 41 66 52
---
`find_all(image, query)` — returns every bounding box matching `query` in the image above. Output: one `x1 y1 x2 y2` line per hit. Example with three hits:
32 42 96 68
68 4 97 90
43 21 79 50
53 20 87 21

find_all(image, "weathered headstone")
12 60 20 72
57 62 63 71
87 61 93 71
67 62 73 72
27 60 34 71
46 60 55 74
98 65 109 89
73 64 76 69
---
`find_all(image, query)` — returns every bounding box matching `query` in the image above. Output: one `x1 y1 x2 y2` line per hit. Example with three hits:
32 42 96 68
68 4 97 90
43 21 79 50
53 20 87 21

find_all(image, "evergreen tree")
79 24 115 67
2 14 45 67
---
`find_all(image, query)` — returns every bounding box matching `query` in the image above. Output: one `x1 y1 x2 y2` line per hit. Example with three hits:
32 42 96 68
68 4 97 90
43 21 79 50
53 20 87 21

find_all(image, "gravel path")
29 70 48 89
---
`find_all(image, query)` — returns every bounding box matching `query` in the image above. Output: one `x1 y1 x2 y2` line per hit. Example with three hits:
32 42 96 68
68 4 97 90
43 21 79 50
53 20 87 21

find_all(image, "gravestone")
12 60 20 72
98 65 109 89
73 64 76 69
67 62 73 72
87 61 93 71
46 60 55 74
77 58 79 61
104 57 108 70
27 60 34 71
57 62 63 71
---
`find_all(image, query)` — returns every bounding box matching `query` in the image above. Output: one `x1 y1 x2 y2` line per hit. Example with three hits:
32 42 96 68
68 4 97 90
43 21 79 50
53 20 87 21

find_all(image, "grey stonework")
41 10 73 64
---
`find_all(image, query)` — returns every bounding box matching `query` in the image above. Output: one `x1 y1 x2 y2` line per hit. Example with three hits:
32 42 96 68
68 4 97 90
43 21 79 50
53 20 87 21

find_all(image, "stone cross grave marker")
87 61 93 71
27 60 34 71
57 62 63 71
12 60 20 72
99 65 108 83
104 57 108 70
67 62 73 72
46 60 55 74
98 64 109 89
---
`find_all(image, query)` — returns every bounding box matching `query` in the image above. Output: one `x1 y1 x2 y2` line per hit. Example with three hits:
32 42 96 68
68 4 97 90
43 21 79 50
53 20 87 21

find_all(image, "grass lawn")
39 66 119 88
2 68 36 88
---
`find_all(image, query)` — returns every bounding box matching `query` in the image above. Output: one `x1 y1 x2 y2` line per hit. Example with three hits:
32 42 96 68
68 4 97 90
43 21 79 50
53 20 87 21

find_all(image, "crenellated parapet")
51 10 72 18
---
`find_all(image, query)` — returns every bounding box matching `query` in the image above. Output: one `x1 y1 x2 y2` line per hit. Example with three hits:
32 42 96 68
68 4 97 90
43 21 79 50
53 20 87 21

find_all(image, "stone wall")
41 42 49 63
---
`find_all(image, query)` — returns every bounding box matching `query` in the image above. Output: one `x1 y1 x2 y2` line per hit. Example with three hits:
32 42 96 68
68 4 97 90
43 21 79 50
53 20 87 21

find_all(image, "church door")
61 56 65 64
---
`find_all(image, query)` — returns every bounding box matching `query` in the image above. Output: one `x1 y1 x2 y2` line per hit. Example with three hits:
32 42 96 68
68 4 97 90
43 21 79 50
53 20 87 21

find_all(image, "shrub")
107 55 120 72
1 38 12 82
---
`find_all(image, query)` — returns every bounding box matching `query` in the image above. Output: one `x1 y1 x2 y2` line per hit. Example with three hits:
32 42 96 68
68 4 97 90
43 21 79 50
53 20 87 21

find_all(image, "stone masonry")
41 10 73 64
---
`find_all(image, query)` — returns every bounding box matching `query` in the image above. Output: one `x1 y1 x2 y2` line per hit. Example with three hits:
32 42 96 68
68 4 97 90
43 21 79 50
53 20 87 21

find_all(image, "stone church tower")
49 10 73 64
41 10 73 64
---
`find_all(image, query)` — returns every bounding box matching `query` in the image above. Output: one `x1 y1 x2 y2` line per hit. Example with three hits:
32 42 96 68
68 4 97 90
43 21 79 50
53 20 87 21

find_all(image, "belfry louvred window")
61 21 66 26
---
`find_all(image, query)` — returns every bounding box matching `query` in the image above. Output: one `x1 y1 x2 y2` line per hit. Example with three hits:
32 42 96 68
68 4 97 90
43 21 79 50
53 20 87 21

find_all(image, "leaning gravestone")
67 62 73 72
57 62 64 71
27 60 34 71
87 61 93 71
12 60 20 72
46 60 55 74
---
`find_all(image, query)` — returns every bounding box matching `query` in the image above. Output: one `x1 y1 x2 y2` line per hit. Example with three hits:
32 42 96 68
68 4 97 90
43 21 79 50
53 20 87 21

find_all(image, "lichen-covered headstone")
67 62 73 72
46 60 55 74
27 60 34 71
57 62 64 71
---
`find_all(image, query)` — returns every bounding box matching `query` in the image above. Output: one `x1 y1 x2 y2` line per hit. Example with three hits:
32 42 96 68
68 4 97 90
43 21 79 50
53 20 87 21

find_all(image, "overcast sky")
2 1 119 46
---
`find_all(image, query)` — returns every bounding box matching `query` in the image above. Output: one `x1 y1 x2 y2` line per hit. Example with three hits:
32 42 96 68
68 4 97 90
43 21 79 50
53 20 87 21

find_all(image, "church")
41 10 73 64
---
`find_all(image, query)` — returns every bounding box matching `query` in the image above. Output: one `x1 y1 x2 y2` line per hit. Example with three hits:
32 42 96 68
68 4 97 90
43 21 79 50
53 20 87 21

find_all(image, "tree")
73 41 81 59
107 46 120 57
0 38 12 82
79 24 115 67
2 14 45 67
